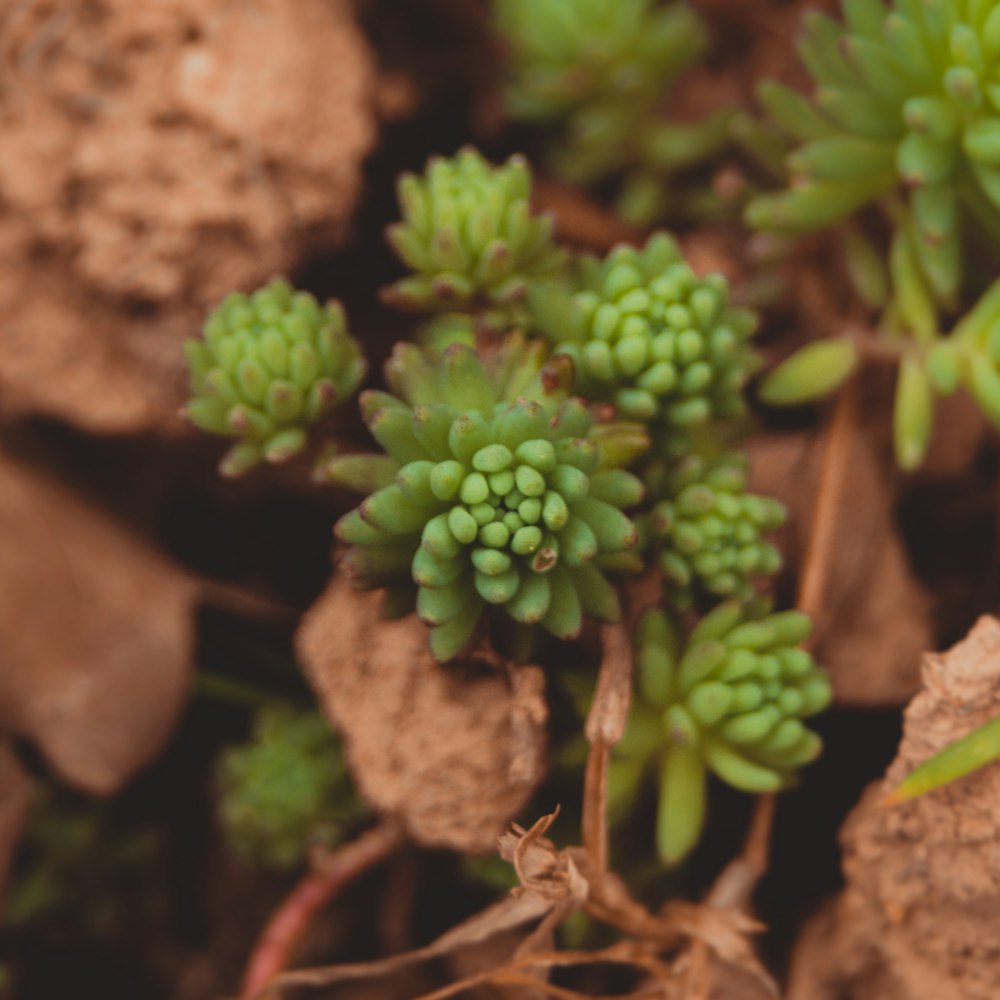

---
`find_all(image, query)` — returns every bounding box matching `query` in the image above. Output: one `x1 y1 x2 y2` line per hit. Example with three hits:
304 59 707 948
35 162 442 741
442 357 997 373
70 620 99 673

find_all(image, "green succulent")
184 279 366 476
493 0 729 224
217 706 359 869
761 268 1000 471
747 0 1000 305
6 789 158 931
534 233 757 448
640 453 786 609
382 147 566 332
329 337 649 661
610 601 831 864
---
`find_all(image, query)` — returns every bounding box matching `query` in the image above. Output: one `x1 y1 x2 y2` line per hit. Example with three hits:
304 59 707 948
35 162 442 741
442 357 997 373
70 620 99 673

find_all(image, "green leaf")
758 339 859 405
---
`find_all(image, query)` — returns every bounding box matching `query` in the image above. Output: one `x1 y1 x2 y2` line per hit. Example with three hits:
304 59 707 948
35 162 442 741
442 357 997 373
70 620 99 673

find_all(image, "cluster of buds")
330 340 647 660
538 234 756 447
612 601 831 863
382 147 565 333
641 453 786 608
183 279 365 476
216 708 360 868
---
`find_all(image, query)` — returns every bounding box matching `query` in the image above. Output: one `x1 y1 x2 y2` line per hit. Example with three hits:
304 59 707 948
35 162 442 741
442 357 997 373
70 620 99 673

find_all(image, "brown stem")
796 379 858 621
582 621 634 878
707 793 776 911
242 823 403 999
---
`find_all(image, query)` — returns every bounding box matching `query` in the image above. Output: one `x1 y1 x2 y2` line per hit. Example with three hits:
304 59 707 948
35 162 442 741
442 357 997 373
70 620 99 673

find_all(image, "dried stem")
242 822 403 999
796 378 859 621
582 621 634 877
411 943 674 1000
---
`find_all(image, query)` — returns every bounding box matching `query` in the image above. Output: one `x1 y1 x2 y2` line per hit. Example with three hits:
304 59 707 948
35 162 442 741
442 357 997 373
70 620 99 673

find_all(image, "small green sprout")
640 452 786 609
611 600 831 864
382 147 566 334
217 706 360 869
184 279 365 476
535 233 757 451
328 337 648 661
493 0 730 224
748 0 1000 305
887 712 1000 804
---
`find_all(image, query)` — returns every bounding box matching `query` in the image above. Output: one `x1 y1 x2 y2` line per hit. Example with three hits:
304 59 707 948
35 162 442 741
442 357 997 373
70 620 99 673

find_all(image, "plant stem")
193 671 287 711
241 823 403 999
796 378 858 622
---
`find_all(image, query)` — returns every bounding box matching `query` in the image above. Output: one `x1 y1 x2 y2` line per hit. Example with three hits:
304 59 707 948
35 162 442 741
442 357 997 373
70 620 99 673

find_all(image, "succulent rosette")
330 337 648 660
640 452 786 609
217 707 358 869
610 601 831 864
382 147 565 330
748 0 1000 303
183 279 365 476
535 233 757 447
493 0 729 224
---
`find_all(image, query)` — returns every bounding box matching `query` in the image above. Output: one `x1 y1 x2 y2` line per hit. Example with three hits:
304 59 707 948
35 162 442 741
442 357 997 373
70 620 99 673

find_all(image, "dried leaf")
788 617 1000 1000
0 450 195 793
296 577 548 853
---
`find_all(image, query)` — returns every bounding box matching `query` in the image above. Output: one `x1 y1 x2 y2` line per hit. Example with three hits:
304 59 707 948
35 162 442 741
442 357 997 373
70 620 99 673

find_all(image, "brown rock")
788 617 1000 1000
0 0 375 433
297 577 548 853
0 449 196 793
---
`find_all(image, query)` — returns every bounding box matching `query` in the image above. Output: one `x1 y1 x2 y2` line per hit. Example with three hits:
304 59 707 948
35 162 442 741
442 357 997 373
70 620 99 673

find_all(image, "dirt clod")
788 617 1000 1000
297 578 549 853
0 0 375 433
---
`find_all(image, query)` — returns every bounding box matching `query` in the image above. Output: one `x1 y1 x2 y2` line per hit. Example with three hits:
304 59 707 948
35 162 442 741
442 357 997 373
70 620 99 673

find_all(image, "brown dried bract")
0 449 195 794
296 577 549 854
788 617 1000 1000
0 0 375 433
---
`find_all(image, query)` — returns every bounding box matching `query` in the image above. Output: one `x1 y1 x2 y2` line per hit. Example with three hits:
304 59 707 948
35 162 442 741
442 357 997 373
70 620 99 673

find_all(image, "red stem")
241 823 402 999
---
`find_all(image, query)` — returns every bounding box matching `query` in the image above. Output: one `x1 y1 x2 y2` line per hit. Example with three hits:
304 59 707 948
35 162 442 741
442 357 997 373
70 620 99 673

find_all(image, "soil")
4 1 1000 999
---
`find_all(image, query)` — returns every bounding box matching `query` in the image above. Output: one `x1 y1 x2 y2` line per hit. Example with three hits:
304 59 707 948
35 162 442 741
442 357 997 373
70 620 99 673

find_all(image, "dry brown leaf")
0 448 195 793
787 617 1000 1000
0 743 34 909
0 0 375 433
296 577 549 853
748 392 932 706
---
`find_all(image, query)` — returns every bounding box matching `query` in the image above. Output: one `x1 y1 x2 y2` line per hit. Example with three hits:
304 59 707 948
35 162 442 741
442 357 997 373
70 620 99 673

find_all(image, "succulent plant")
640 452 786 609
184 279 366 476
761 270 1000 470
382 147 566 333
534 233 757 449
328 337 649 661
493 0 729 224
747 0 1000 305
610 601 831 864
217 707 359 869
